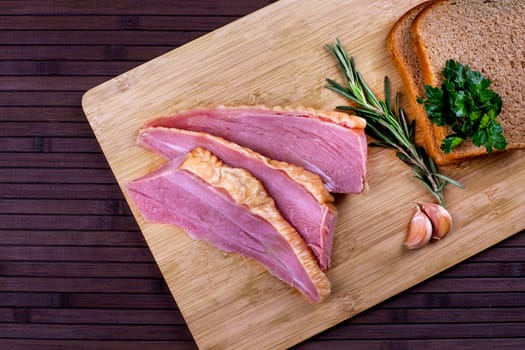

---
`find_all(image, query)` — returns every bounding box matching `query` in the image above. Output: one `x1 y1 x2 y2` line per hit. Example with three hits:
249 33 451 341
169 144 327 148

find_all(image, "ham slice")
126 147 331 303
146 106 368 193
138 127 337 270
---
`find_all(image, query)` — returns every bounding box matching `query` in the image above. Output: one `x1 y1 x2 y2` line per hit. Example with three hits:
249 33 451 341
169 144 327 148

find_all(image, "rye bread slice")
411 0 525 164
386 1 446 163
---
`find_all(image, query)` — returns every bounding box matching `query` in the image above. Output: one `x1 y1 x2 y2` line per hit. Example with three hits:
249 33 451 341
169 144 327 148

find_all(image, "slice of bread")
410 0 525 165
386 1 446 163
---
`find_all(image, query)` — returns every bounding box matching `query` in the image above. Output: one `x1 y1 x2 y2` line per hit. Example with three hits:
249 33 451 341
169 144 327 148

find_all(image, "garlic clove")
404 204 433 249
420 202 452 240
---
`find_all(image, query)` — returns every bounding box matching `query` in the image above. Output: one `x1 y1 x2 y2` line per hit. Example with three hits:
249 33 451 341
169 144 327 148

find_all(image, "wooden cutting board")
81 0 525 348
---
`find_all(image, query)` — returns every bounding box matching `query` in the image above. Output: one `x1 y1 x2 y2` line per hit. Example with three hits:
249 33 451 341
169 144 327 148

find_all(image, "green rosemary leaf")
396 151 411 164
400 109 411 140
432 173 465 188
408 119 416 142
427 151 438 174
365 122 398 147
357 71 381 109
325 81 363 106
384 77 392 113
395 91 401 116
412 167 427 180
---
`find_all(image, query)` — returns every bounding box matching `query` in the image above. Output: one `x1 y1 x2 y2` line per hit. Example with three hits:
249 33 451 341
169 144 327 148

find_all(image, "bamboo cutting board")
82 0 525 348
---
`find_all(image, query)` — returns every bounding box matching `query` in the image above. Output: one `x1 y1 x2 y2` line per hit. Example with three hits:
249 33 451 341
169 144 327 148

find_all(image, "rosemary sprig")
325 39 463 206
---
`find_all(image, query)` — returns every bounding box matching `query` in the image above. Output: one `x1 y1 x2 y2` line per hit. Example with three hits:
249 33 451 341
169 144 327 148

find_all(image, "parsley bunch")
417 59 507 154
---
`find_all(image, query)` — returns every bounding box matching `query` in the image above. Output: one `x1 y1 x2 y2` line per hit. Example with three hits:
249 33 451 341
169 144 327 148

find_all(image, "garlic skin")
420 202 452 240
404 205 433 249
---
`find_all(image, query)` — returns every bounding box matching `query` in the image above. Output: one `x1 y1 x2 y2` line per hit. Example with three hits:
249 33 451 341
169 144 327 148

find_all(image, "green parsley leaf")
417 59 507 154
417 85 444 124
441 135 464 154
451 90 467 117
489 121 507 151
472 127 488 148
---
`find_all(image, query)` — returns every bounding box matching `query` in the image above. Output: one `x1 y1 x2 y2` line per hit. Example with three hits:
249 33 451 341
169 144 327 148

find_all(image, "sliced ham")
126 147 331 303
138 127 337 270
146 106 368 193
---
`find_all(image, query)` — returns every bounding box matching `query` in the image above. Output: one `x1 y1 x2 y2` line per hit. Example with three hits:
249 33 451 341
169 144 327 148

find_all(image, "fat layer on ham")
138 127 337 271
126 147 331 303
146 106 368 193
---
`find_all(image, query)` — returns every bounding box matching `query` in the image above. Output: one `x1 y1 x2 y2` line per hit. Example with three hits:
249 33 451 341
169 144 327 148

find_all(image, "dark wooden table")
1 1 524 349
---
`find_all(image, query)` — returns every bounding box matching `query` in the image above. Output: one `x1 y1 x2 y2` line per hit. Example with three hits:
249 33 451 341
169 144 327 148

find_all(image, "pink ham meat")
138 127 337 271
146 106 368 193
127 147 331 303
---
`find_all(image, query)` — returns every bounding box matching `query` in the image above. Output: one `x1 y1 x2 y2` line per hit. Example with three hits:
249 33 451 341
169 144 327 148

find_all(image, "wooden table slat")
0 292 178 309
0 15 236 31
0 107 88 122
0 45 169 61
0 153 108 169
0 30 205 45
0 0 274 16
0 230 145 247
0 340 197 350
0 168 115 183
0 60 143 77
0 246 152 262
